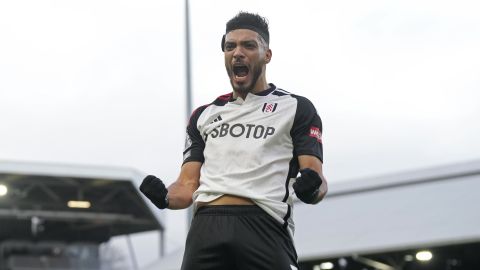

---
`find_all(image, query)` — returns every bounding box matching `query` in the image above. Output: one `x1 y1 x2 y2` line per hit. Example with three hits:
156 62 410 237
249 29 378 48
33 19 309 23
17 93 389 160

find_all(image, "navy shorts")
180 205 299 270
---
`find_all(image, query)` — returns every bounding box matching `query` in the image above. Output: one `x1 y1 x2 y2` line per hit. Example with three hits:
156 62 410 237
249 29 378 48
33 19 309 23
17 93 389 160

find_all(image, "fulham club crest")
262 103 278 113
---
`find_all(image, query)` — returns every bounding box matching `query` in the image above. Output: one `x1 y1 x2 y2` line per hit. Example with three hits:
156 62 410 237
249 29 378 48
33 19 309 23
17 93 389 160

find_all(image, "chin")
232 82 252 95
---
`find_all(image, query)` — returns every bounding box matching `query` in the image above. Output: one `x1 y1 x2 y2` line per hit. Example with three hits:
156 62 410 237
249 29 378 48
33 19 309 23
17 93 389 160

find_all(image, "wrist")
164 193 169 209
297 188 319 204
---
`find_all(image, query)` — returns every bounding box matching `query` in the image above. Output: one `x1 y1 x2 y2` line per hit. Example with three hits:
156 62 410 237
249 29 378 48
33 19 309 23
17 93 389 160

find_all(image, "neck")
233 76 268 100
251 76 269 94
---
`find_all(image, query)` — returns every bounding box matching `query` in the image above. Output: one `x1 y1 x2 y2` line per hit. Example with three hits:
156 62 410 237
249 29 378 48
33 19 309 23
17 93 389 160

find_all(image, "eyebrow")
225 39 258 46
241 40 258 46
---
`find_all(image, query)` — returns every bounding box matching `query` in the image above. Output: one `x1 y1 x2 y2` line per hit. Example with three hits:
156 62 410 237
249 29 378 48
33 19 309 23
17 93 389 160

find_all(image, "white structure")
295 160 480 259
295 159 480 269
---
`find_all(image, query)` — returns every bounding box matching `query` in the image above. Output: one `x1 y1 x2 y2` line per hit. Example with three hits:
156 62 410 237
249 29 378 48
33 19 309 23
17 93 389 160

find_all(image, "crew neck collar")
253 83 276 96
229 83 276 102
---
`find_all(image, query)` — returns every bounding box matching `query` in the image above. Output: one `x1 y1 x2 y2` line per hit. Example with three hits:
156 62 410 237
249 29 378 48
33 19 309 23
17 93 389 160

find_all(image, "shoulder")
292 94 318 114
189 92 233 123
189 104 209 122
279 90 321 125
270 86 291 97
272 86 317 111
212 92 233 106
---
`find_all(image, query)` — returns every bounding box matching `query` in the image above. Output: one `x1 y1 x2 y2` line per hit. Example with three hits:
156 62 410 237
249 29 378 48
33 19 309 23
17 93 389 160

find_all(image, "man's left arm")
290 95 327 204
296 155 328 204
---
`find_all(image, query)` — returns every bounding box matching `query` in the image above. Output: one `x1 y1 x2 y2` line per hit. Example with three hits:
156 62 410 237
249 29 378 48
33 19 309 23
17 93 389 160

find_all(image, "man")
140 12 328 270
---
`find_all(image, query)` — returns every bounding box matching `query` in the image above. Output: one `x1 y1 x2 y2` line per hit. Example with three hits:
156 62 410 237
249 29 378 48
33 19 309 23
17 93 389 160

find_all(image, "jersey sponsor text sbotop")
208 123 275 139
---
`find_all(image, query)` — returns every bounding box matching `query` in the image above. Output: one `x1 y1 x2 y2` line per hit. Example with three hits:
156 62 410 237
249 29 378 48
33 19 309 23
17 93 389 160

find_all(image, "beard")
227 63 263 96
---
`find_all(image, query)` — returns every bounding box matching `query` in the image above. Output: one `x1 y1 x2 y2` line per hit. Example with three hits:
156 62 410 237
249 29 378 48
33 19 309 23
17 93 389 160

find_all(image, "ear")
221 34 226 52
265 49 272 63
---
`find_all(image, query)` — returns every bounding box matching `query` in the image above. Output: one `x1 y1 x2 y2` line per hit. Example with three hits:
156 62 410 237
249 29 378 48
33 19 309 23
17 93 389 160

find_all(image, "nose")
232 46 245 60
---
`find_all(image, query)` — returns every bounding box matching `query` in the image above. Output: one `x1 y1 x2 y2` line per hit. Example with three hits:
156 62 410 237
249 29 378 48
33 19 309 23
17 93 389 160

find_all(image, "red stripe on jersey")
218 93 233 101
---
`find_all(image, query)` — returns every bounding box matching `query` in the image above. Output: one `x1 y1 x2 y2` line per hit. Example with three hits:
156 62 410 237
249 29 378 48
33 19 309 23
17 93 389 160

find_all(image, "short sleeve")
182 105 208 164
290 95 323 162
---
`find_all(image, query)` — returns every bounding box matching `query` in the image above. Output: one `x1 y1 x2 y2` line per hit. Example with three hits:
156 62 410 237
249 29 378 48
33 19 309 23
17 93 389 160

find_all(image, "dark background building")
0 161 164 270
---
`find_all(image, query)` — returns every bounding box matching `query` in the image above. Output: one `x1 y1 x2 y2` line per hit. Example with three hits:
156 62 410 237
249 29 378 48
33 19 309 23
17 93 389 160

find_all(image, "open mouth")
233 64 249 78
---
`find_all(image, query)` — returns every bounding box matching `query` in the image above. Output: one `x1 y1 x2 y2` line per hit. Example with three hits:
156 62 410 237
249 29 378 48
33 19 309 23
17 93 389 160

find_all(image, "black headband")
221 24 269 51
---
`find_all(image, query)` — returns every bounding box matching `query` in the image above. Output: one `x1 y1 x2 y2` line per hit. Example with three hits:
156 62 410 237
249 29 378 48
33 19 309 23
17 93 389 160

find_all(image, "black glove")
293 168 322 204
139 175 169 209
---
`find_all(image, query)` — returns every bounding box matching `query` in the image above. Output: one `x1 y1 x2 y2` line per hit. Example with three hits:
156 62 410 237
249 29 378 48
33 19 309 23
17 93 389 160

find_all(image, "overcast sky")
1 0 480 268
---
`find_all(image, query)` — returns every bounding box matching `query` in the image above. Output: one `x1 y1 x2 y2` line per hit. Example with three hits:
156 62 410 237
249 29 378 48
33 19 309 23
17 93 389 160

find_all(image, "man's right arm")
141 105 207 210
139 161 201 210
166 161 201 209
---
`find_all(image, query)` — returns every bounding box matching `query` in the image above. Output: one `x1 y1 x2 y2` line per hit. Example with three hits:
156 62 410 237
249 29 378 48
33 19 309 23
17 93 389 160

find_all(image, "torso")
183 84 323 236
197 194 255 207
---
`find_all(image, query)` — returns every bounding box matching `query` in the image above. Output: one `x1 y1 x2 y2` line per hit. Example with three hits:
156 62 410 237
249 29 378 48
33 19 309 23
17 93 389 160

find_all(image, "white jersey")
183 84 323 236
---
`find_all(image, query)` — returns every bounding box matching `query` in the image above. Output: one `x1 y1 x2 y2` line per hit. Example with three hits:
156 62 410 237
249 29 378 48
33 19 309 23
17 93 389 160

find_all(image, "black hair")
222 12 269 51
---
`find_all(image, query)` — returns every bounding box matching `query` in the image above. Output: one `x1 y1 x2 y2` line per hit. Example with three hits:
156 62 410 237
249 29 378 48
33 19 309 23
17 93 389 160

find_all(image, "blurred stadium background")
1 0 479 269
0 161 165 269
1 160 479 269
